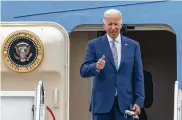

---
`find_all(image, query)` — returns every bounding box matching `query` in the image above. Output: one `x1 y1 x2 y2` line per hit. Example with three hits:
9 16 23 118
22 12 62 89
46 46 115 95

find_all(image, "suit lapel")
102 35 117 70
101 35 129 71
118 35 128 71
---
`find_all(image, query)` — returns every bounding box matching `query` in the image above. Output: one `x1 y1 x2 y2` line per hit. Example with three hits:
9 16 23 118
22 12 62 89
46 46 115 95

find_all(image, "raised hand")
96 55 105 70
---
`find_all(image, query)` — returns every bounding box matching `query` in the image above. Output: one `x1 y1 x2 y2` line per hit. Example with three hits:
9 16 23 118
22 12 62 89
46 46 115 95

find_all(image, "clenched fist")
132 104 141 115
96 55 105 70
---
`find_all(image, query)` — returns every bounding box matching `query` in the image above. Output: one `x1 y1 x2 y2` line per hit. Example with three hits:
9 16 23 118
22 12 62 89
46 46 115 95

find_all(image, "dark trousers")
92 96 132 120
139 108 148 120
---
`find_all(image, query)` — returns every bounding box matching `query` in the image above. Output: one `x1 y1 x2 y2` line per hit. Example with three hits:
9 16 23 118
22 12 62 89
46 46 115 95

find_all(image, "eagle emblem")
2 30 44 73
14 42 33 62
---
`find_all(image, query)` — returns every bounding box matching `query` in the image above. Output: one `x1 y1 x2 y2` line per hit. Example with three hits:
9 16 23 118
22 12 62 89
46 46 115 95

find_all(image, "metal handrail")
35 81 45 120
174 81 178 120
178 89 182 120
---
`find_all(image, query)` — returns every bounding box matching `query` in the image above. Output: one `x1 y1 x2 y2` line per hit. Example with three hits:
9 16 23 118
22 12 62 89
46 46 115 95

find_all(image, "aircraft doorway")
69 24 176 120
124 30 176 120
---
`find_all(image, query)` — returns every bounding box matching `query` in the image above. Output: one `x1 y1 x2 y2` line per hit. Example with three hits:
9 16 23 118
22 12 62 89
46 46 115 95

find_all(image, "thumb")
101 55 105 60
132 105 136 110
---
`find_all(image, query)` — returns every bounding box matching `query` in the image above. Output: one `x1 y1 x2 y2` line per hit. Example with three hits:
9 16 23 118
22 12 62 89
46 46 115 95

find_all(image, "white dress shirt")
107 34 121 68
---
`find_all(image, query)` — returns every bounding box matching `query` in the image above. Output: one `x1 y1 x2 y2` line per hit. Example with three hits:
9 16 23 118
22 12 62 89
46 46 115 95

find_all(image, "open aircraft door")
0 22 69 120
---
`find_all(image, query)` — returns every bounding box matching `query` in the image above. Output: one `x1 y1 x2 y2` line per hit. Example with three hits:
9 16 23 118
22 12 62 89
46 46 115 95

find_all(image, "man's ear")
103 24 106 31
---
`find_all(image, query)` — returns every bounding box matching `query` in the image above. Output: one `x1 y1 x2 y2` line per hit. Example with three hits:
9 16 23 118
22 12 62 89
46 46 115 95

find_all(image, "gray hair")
103 8 122 24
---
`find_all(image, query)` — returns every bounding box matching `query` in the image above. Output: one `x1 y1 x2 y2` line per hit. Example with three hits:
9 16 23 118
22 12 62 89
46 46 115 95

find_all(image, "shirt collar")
107 34 121 43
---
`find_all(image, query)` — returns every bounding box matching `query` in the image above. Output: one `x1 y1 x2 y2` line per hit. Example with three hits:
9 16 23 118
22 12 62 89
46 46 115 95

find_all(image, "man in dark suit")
139 70 153 120
80 9 144 120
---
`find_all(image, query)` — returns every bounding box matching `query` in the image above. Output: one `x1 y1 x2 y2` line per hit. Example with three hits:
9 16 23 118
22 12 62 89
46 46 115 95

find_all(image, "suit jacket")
80 34 144 113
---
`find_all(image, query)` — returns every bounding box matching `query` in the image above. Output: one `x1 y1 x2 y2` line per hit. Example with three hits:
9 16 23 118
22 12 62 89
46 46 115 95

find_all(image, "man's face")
103 14 122 40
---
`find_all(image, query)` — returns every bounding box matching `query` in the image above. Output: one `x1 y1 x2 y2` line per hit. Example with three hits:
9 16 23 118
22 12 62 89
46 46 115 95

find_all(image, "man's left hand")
132 104 141 115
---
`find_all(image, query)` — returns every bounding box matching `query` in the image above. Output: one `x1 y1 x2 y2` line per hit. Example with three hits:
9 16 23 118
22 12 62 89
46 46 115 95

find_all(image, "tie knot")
111 40 116 46
112 40 118 44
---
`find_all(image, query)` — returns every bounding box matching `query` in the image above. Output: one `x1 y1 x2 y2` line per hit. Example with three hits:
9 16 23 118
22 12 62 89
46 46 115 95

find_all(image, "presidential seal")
2 30 44 73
